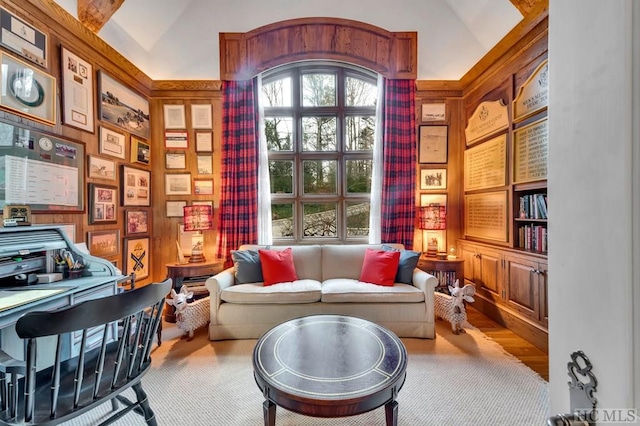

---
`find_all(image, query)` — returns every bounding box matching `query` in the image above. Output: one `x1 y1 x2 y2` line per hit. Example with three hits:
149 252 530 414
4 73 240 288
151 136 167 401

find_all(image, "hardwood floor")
466 305 549 381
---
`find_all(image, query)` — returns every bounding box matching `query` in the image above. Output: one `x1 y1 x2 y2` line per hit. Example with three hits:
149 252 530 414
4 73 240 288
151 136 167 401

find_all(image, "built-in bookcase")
513 185 547 253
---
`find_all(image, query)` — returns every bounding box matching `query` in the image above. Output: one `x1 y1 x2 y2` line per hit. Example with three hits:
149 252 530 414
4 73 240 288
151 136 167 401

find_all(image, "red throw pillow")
359 249 401 286
258 248 298 286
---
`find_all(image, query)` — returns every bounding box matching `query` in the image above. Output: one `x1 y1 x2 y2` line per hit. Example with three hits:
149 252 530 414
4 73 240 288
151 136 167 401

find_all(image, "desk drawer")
0 256 46 278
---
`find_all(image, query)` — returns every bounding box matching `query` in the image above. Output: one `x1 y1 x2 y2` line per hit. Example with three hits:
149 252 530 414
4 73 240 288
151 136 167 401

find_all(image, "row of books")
518 224 548 252
426 270 458 295
518 193 548 219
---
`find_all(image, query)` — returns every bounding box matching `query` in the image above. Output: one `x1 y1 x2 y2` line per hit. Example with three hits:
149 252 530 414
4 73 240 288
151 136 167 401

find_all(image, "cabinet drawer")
0 256 46 278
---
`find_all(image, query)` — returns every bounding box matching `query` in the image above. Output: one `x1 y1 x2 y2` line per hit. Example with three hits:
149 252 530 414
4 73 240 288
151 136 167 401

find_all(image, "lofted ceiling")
53 0 527 81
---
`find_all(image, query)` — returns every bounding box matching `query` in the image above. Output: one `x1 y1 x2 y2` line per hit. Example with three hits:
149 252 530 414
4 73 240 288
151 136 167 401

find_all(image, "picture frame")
420 193 447 208
425 230 446 253
165 152 186 169
125 209 149 236
0 7 47 68
166 200 187 217
0 52 56 125
192 200 213 208
420 168 447 190
61 47 94 132
421 103 446 122
88 155 116 180
124 237 150 280
191 104 212 129
177 224 196 256
418 125 448 164
195 132 212 152
88 183 118 225
194 179 214 195
163 104 186 129
120 165 151 207
130 136 150 165
98 71 150 139
165 131 189 149
99 126 126 159
197 154 213 174
165 173 192 195
87 229 120 257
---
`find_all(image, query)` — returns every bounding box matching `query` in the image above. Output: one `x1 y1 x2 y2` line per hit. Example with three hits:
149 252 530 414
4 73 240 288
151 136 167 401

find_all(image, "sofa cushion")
221 280 322 304
259 248 298 286
231 249 263 284
321 279 425 303
359 249 400 286
382 245 421 285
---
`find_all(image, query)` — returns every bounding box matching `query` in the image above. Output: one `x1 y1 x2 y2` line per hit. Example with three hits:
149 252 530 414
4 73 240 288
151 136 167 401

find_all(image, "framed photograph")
194 179 214 195
165 131 189 149
130 137 150 165
125 209 149 235
425 230 446 253
420 193 447 208
0 7 47 67
98 71 150 139
197 154 213 174
87 229 120 257
99 126 126 159
165 152 186 169
61 47 94 132
88 183 118 225
88 155 116 180
0 52 56 125
191 104 212 129
120 165 151 207
420 168 447 190
166 200 187 217
418 125 448 164
195 132 212 152
163 104 186 129
124 237 150 280
421 103 446 122
165 173 192 195
178 224 197 257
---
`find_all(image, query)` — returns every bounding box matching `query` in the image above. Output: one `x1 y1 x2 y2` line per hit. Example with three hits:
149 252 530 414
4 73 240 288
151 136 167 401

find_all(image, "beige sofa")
204 244 438 340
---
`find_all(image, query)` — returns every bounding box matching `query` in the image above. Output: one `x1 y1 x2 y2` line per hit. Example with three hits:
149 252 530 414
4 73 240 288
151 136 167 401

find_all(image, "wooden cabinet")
458 241 502 303
504 254 547 329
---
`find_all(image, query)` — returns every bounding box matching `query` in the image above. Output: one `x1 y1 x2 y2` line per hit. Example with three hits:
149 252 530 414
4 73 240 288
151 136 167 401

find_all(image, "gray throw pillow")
231 249 263 284
382 245 420 285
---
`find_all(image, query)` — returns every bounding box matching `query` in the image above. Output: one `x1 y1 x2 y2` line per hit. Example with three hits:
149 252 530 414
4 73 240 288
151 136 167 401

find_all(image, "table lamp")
183 205 213 263
418 205 446 257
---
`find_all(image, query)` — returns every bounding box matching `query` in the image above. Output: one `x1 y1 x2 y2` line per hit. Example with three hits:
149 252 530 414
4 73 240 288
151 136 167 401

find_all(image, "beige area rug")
69 321 549 425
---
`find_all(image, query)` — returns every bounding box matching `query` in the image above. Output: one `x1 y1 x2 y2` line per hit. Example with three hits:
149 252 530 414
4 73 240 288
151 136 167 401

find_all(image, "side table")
164 260 224 323
417 256 464 294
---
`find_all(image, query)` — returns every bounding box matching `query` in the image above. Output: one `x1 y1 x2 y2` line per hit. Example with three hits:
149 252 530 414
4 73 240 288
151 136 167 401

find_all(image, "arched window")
261 62 378 243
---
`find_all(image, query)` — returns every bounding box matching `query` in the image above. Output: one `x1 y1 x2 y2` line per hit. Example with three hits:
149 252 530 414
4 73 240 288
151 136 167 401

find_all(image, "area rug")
70 321 549 425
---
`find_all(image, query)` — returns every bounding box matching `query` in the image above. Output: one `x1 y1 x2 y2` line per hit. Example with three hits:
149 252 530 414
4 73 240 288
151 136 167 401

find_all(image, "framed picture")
125 209 149 235
87 229 120 257
195 132 212 152
425 230 446 253
130 137 150 165
165 173 192 195
98 71 150 139
197 154 213 174
124 237 150 280
418 125 448 164
192 200 213 208
420 193 447 208
194 179 213 195
0 7 47 67
165 152 186 169
88 183 118 224
191 104 212 129
163 104 186 129
0 52 56 125
61 47 94 132
420 168 447 190
421 103 446 122
120 165 151 207
99 126 126 159
166 200 187 217
88 155 116 180
165 131 188 149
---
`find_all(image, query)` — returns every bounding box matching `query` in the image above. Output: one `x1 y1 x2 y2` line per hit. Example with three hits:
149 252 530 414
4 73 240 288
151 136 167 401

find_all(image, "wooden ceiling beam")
77 0 125 33
509 0 547 17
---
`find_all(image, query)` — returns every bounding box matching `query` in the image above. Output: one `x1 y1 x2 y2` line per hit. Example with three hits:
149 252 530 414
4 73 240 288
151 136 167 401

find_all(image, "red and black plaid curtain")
216 80 259 266
381 79 417 249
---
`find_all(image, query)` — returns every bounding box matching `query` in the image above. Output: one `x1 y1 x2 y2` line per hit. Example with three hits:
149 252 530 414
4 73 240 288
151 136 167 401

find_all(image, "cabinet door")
538 261 548 328
476 248 502 301
459 243 481 283
504 255 538 322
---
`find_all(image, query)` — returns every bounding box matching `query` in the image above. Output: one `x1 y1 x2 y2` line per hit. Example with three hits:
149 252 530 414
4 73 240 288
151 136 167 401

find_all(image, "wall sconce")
418 205 446 257
183 205 213 263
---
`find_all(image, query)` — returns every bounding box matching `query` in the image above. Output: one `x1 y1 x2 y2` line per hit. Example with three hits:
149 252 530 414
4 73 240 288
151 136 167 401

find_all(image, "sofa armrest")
205 267 235 325
412 268 438 321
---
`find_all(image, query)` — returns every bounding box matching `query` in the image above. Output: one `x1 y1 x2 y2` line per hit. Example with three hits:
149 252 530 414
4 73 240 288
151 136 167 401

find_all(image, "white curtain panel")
368 74 385 244
256 75 273 245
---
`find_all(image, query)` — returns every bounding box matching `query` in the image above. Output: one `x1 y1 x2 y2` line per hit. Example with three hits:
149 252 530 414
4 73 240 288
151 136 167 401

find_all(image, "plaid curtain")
216 80 259 266
381 79 416 249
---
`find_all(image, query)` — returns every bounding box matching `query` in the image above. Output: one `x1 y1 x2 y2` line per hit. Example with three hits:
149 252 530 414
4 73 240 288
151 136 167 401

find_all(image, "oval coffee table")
253 315 407 426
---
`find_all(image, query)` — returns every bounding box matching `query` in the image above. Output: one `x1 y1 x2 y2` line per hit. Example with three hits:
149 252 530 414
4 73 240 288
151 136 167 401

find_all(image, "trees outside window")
262 63 377 242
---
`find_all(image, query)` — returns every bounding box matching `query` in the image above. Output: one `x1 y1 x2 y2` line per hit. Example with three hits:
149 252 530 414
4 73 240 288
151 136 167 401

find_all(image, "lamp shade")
183 205 213 232
418 205 446 230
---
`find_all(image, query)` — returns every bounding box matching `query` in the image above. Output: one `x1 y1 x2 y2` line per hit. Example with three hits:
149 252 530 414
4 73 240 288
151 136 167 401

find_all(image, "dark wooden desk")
164 261 224 322
253 315 407 426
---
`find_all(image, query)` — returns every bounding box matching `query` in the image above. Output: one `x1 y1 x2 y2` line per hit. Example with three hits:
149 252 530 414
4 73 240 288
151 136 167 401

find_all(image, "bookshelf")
513 183 547 254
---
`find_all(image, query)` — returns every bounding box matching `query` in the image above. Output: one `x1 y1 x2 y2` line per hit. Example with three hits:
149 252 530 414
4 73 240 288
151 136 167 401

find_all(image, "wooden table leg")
385 400 398 426
263 399 276 426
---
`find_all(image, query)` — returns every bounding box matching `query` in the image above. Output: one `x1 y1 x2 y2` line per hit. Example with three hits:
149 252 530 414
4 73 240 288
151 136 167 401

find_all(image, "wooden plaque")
513 118 548 183
513 59 549 122
464 134 507 191
464 192 508 242
464 100 509 145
